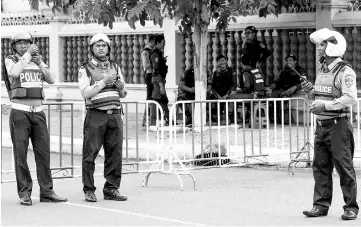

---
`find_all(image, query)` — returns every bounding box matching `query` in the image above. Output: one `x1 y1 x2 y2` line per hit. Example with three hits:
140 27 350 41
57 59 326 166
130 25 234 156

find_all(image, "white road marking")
33 197 210 227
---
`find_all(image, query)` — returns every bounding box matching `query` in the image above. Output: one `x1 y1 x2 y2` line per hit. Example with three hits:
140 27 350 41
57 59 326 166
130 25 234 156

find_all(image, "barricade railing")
148 97 313 189
1 102 78 183
1 100 166 183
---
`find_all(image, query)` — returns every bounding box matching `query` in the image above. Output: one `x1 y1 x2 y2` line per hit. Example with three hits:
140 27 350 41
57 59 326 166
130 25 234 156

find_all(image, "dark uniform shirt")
150 47 168 84
271 65 306 91
241 38 271 69
210 67 237 97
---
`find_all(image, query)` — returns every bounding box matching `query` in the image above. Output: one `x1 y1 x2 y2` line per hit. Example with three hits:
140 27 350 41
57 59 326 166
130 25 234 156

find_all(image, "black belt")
89 108 122 115
316 116 348 127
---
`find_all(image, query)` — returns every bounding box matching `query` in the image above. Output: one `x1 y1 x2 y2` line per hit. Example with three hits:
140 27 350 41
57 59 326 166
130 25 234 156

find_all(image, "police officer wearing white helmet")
78 33 128 202
302 28 358 220
4 31 67 205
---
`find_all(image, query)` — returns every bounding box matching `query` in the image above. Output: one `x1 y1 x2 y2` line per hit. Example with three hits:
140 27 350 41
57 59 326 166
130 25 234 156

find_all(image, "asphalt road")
2 149 361 226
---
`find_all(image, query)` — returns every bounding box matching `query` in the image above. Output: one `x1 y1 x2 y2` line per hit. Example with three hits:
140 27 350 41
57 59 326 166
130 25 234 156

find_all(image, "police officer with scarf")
4 31 67 206
302 28 358 220
78 33 128 203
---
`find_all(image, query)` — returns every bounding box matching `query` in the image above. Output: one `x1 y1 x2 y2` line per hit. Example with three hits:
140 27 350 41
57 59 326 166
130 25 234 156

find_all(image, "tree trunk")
193 0 209 126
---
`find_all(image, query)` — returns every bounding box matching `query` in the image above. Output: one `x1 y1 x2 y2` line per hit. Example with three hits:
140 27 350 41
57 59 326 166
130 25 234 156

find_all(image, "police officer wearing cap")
78 33 128 202
267 54 307 98
4 31 67 206
302 28 358 220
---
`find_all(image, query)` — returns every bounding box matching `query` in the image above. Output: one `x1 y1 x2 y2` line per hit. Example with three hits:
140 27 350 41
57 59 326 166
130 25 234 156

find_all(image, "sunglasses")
245 31 253 35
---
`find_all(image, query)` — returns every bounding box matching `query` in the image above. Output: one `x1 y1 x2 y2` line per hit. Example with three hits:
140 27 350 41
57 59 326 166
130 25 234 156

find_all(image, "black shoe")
341 210 357 220
103 189 127 201
85 191 97 202
20 195 32 206
40 193 67 203
303 207 328 217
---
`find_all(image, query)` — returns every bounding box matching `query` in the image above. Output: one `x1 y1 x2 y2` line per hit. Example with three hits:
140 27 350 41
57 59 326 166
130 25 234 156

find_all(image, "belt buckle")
106 109 113 114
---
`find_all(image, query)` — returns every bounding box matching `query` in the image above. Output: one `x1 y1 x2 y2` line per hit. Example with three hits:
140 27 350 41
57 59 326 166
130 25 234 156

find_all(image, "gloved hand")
309 100 326 114
114 79 125 90
301 81 314 93
30 54 42 65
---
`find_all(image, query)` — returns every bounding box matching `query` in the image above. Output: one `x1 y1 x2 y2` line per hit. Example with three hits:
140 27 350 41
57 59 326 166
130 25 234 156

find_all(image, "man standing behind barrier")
301 28 358 220
240 26 271 74
150 35 169 125
141 34 156 126
78 33 128 203
4 31 67 206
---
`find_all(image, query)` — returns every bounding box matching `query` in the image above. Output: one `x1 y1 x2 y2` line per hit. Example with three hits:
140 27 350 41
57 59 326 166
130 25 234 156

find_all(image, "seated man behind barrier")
207 55 237 124
267 54 307 98
266 54 307 124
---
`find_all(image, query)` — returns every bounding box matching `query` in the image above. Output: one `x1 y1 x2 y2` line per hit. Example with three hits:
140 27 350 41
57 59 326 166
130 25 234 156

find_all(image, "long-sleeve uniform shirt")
308 57 357 120
5 52 55 107
78 58 127 110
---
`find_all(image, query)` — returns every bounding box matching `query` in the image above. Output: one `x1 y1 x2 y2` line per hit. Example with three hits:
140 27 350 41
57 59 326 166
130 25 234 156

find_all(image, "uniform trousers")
9 109 54 198
313 117 359 214
82 108 123 193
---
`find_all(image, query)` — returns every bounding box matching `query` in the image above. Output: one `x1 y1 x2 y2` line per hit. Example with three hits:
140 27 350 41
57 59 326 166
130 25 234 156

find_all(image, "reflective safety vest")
313 61 350 116
3 55 44 100
83 60 121 108
249 69 265 92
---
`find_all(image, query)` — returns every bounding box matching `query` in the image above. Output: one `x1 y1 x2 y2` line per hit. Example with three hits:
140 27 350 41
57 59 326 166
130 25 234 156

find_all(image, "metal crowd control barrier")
152 97 313 189
1 101 166 183
1 102 77 183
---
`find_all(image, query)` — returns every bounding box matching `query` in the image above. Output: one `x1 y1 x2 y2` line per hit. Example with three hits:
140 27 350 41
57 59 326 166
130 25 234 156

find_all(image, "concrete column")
44 10 67 83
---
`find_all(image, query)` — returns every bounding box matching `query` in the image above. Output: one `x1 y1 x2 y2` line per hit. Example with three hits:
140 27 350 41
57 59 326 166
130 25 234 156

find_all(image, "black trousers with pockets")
82 109 123 193
9 109 54 198
312 117 359 214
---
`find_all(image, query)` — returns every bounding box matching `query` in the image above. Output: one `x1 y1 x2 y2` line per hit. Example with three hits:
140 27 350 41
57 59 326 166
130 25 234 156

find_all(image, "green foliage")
30 0 289 33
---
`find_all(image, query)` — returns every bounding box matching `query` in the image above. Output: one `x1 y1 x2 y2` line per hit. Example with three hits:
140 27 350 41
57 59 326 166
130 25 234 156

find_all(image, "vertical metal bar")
59 104 63 167
266 100 269 148
125 104 128 162
136 103 139 171
289 99 292 159
281 100 285 150
274 100 277 148
48 105 51 136
225 100 229 163
208 101 212 158
200 101 204 162
258 100 262 155
242 102 247 163
191 102 195 160
357 100 360 149
250 100 254 156
71 104 74 177
296 99 299 152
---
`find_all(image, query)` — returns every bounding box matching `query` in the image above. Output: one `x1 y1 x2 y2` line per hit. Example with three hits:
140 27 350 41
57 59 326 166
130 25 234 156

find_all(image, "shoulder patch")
345 75 354 88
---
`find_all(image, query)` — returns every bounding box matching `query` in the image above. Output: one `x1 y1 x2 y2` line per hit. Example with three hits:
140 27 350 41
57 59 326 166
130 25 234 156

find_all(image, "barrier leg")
288 140 313 175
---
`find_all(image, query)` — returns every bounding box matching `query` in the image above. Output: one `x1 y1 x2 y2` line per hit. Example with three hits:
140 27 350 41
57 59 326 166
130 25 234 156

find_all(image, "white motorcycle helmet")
89 33 111 57
89 33 110 46
310 28 346 61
